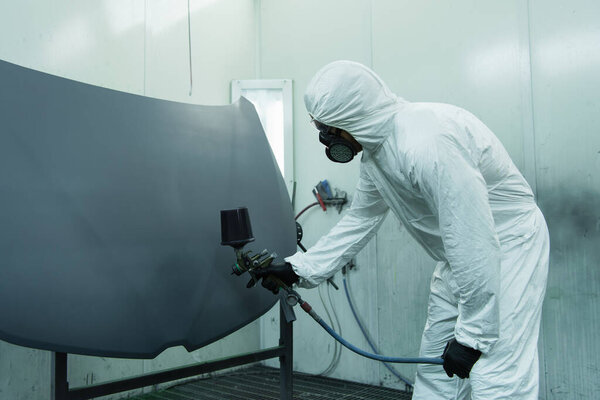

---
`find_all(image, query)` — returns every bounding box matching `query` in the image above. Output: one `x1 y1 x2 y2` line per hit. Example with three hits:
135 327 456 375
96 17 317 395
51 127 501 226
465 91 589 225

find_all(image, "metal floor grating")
133 365 412 400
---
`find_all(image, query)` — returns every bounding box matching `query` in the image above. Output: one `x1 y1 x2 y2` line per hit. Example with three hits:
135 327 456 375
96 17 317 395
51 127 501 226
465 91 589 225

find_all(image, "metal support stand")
51 299 295 400
52 352 69 400
279 296 296 400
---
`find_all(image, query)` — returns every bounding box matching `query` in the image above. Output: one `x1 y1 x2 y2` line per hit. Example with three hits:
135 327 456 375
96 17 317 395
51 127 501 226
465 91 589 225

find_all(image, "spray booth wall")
0 1 262 399
257 1 599 399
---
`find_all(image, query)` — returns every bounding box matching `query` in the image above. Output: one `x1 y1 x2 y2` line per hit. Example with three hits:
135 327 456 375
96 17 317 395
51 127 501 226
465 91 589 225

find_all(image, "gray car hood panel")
0 59 295 358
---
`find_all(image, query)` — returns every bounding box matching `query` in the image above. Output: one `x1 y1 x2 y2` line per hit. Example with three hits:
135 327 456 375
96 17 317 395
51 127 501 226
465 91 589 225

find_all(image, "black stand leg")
52 352 68 400
279 299 295 400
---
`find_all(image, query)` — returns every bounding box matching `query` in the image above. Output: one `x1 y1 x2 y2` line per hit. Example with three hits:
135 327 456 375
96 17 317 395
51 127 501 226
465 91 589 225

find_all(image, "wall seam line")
255 0 262 79
143 0 147 96
525 1 546 399
526 0 540 200
369 0 374 69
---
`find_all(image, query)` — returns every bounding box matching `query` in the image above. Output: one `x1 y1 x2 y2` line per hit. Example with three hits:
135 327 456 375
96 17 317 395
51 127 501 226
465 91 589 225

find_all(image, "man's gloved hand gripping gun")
220 208 298 294
253 262 299 294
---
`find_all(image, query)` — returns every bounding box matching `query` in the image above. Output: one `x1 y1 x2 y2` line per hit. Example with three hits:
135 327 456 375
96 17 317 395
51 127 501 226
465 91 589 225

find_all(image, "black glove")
441 338 481 379
253 262 299 294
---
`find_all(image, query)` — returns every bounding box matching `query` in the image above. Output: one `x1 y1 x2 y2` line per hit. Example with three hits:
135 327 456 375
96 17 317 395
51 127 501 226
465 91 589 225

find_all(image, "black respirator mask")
313 120 357 163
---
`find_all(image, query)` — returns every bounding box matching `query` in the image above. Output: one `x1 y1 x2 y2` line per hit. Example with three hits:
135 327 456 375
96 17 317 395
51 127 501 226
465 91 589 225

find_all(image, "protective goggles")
311 118 357 163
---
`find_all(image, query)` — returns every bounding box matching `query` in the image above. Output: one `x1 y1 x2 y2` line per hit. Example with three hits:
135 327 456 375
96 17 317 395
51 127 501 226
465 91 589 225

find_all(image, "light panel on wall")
232 79 294 198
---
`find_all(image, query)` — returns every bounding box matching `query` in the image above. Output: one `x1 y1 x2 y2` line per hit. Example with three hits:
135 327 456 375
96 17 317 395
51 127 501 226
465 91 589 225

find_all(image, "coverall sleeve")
415 134 501 354
285 164 389 288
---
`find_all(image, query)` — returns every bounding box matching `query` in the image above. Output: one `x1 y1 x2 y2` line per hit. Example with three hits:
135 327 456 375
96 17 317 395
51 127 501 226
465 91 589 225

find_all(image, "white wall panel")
0 343 51 400
0 0 146 93
260 0 373 239
371 0 532 175
145 0 256 104
372 215 435 387
529 0 600 397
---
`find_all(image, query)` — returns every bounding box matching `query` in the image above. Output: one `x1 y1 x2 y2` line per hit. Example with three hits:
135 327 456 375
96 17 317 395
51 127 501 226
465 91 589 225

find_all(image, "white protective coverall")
286 61 549 399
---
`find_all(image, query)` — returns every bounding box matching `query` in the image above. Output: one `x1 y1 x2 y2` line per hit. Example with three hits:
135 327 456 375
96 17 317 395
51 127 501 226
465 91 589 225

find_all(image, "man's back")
386 102 539 243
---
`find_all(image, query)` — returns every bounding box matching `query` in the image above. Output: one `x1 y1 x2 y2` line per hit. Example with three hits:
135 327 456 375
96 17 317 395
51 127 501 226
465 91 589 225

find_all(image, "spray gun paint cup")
220 207 255 249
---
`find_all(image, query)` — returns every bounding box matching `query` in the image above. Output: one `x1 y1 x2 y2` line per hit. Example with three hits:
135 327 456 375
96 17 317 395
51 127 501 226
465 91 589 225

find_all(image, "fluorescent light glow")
242 89 286 176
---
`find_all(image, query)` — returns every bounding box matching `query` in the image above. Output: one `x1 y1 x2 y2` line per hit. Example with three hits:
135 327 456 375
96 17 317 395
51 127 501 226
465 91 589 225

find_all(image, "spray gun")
220 207 300 305
220 207 443 366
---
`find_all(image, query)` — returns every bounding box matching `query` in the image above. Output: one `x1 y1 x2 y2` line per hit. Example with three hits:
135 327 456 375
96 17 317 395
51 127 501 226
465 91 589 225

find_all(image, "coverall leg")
412 261 472 400
414 209 549 399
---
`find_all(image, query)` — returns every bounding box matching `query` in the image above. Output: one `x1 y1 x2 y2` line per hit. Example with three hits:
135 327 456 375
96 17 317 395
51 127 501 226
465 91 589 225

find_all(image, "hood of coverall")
304 61 406 152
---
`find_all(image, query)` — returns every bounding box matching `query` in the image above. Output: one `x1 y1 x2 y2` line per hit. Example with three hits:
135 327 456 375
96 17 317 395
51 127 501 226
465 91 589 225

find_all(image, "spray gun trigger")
246 269 260 288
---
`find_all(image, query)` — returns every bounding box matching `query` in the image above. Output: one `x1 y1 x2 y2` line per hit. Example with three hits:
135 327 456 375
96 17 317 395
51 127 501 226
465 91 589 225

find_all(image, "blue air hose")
342 277 414 387
290 216 442 367
294 291 443 365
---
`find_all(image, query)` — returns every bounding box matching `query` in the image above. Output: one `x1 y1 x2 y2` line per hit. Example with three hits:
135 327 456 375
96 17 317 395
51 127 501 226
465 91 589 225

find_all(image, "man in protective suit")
256 60 549 399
